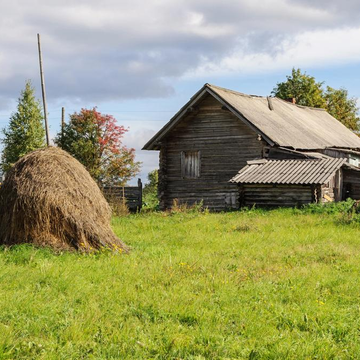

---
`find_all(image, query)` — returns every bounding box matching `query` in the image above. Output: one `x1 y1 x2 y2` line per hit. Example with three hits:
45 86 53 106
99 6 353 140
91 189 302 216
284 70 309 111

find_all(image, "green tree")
272 68 326 108
143 170 158 196
143 169 159 210
55 108 140 186
1 81 45 172
324 87 360 131
273 68 359 132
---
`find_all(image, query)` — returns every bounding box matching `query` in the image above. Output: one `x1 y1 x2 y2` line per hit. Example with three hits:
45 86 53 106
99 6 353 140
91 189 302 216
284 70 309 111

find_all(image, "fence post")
138 178 142 210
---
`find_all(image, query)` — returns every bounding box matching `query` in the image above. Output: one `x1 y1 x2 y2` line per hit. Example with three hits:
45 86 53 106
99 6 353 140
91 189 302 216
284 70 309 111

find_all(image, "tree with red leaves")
55 108 140 186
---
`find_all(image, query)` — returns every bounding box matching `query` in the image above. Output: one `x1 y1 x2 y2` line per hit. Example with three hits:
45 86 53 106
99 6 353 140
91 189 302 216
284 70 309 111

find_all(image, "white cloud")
188 27 360 77
123 127 159 184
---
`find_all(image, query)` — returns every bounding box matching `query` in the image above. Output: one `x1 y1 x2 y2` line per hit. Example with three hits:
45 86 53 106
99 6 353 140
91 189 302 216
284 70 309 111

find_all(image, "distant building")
143 84 360 210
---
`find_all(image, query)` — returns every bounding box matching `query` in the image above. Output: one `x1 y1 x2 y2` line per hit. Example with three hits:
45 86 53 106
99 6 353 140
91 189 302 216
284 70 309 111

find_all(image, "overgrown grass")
1 207 360 359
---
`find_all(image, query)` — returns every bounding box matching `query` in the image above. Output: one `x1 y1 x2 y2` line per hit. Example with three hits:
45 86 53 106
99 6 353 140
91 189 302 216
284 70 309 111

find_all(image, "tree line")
1 81 140 186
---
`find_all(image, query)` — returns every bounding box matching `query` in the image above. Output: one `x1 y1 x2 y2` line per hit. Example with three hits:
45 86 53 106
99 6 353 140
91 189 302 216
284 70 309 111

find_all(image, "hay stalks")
0 147 128 252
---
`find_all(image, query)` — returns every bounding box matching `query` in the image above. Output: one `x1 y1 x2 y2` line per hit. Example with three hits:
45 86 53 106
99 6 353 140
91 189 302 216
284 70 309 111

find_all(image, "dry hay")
0 147 128 252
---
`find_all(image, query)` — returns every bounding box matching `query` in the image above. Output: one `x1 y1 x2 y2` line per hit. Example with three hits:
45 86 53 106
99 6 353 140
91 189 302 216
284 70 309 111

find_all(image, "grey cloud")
288 0 360 21
0 0 359 108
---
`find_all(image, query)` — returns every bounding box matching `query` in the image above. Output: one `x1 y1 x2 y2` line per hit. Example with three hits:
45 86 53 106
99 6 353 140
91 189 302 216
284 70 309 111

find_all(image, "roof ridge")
207 83 327 111
274 97 327 111
205 83 262 99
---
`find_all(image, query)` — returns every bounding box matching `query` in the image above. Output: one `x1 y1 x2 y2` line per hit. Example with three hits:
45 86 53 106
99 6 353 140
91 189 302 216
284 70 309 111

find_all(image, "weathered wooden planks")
240 184 313 207
343 169 360 200
103 179 142 211
158 93 265 211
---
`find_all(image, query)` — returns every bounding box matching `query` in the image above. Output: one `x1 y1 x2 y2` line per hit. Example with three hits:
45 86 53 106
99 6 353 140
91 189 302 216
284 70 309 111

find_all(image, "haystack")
0 147 128 252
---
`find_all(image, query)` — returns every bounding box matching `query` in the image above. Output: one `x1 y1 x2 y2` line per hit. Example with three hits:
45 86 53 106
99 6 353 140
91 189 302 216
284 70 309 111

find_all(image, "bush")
170 199 207 214
295 199 356 215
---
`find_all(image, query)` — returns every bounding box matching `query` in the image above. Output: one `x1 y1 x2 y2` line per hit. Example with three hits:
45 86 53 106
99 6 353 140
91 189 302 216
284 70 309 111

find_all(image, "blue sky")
0 0 360 184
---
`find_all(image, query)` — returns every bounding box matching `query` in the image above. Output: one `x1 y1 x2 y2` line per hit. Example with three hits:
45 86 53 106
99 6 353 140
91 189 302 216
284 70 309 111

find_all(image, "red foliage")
56 107 140 186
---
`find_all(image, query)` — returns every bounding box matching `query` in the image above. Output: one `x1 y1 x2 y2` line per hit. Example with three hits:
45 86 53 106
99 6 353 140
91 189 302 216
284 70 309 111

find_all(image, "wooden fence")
103 179 142 212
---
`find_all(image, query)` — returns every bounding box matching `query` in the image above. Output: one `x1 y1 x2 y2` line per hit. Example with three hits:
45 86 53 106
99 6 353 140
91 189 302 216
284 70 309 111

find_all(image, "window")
181 151 201 178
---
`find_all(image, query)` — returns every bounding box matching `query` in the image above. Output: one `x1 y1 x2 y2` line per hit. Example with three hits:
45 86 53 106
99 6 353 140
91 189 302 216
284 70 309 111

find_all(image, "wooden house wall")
343 169 360 200
267 147 308 160
158 94 266 211
239 184 314 207
320 149 360 167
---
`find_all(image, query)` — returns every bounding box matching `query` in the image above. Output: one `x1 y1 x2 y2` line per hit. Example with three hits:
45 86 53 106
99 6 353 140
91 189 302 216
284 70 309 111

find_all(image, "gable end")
142 84 274 150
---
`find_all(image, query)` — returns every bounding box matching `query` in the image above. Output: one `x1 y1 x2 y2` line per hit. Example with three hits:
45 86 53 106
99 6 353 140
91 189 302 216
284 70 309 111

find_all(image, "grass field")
1 206 360 359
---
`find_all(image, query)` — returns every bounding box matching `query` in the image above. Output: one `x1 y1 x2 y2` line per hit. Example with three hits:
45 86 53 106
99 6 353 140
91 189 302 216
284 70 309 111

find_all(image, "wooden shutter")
181 151 200 178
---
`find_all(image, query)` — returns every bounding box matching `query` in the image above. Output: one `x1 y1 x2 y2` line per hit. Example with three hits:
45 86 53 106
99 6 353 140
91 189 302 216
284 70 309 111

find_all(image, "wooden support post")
138 178 142 210
61 107 65 140
37 34 50 146
239 186 245 208
316 185 323 203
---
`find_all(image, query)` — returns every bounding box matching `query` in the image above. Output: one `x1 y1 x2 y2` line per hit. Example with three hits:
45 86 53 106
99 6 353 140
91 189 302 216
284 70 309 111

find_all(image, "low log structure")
239 185 313 207
103 179 142 212
231 157 360 207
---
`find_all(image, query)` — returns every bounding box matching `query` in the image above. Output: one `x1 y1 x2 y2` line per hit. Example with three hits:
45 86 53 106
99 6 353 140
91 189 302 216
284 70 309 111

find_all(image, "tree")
143 169 158 196
143 170 159 209
272 68 326 108
55 108 140 186
1 81 45 172
324 87 360 131
273 68 359 132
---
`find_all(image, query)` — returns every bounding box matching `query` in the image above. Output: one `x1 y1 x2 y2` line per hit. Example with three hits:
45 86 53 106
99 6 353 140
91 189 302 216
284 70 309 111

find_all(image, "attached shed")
230 158 360 207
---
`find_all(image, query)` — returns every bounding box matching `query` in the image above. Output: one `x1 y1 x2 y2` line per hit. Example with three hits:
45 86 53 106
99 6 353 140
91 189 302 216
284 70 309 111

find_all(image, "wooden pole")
37 33 50 146
61 107 65 141
138 178 142 210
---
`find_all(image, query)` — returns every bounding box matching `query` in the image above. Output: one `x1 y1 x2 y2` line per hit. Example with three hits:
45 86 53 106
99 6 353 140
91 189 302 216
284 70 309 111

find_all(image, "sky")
1 0 360 184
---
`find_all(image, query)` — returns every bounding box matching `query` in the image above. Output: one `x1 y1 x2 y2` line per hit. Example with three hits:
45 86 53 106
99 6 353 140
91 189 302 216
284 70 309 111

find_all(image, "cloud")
188 27 360 77
288 0 360 23
122 127 159 184
0 0 359 108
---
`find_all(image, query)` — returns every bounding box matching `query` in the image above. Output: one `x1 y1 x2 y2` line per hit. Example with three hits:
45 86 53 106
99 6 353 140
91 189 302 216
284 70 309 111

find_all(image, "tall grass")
1 207 360 358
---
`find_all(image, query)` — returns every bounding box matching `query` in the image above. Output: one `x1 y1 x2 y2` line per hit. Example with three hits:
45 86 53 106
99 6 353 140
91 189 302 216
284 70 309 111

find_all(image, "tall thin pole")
61 107 65 141
37 33 50 146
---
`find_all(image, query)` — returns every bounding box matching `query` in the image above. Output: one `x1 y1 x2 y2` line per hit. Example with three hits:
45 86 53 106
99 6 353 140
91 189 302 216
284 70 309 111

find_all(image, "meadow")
1 205 360 359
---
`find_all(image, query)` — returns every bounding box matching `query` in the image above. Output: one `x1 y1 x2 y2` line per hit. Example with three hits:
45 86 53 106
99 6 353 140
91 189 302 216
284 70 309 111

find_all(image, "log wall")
159 94 266 211
240 184 314 207
103 179 142 211
343 169 360 200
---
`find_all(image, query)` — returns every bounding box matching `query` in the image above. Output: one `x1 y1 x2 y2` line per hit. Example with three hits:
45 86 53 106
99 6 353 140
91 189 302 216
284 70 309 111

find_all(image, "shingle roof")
143 83 360 150
208 84 360 150
230 158 346 185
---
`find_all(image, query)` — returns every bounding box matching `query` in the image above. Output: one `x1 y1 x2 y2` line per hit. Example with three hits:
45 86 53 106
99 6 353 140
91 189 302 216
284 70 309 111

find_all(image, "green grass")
1 208 360 359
